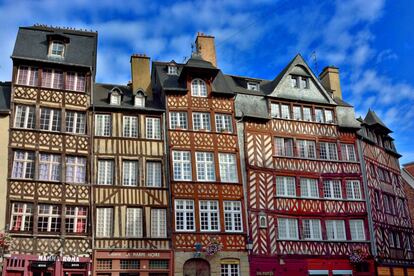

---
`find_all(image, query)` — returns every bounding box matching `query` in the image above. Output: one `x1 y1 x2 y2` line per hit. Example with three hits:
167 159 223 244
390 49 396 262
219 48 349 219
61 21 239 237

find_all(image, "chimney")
195 32 217 67
130 54 152 99
319 66 342 99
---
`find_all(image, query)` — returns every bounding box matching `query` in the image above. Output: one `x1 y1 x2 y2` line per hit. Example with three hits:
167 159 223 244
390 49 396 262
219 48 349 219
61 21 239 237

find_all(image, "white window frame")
278 218 298 240
146 161 162 187
151 209 167 238
319 142 338 160
10 202 33 231
221 263 240 276
97 160 114 185
196 152 216 181
172 151 192 181
146 117 161 139
324 109 334 123
66 111 86 134
49 41 65 57
16 66 38 86
41 68 64 89
168 65 178 75
303 106 312 121
346 180 362 200
122 160 138 186
66 156 86 184
39 153 61 181
65 206 88 234
224 201 243 232
300 178 319 198
293 106 302 120
281 104 291 119
192 112 211 131
297 139 316 159
134 94 145 107
110 93 121 105
40 108 61 132
199 200 220 232
12 150 35 179
291 75 300 88
191 78 207 97
275 137 294 157
270 103 280 118
341 144 356 161
65 71 86 92
126 208 143 238
175 200 195 232
215 113 233 133
326 220 346 241
247 82 259 91
96 208 113 237
37 204 61 232
302 219 322 240
315 108 324 123
14 105 35 129
95 114 111 136
219 153 238 183
170 112 188 130
349 219 365 241
323 180 342 199
123 116 138 138
276 176 296 197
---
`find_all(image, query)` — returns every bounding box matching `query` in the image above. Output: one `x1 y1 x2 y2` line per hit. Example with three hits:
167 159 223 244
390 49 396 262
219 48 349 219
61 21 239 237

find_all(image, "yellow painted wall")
0 114 9 231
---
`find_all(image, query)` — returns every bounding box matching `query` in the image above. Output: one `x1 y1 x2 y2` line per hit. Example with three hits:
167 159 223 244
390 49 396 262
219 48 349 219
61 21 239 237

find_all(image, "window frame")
66 71 86 92
41 68 64 89
192 112 211 131
323 179 343 200
215 113 233 133
300 178 319 199
199 200 220 232
302 219 322 240
195 152 216 182
66 156 87 184
10 202 34 232
65 206 88 234
122 116 138 138
274 137 294 157
172 151 192 181
151 209 167 238
175 199 195 232
219 153 238 183
146 161 162 187
97 159 114 185
349 219 365 241
40 107 61 132
169 112 188 130
38 153 61 182
49 41 65 57
37 204 61 233
95 114 112 137
96 208 114 238
16 66 38 86
224 201 243 233
126 207 143 238
12 150 35 179
346 180 362 200
325 220 346 241
341 143 357 161
146 116 161 139
66 110 86 135
14 105 35 129
278 217 299 240
276 176 296 197
191 78 207 97
122 160 138 186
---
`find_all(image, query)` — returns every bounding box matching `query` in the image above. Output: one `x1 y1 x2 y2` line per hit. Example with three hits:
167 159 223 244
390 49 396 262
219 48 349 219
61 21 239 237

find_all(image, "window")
168 65 178 75
349 219 365 241
383 194 390 213
110 93 121 105
65 206 87 234
134 94 145 107
122 160 138 186
42 68 64 89
146 117 161 139
259 213 267 228
320 142 338 160
66 156 86 184
293 106 302 120
123 116 138 137
315 108 324 123
95 114 111 136
17 66 38 86
278 218 298 240
302 219 322 240
66 72 85 92
219 153 238 183
224 201 242 232
271 103 280 118
247 82 259 91
303 107 312 121
97 160 114 185
346 180 362 200
40 108 61 131
200 200 220 231
14 105 35 129
121 260 140 270
170 112 188 129
215 114 233 133
341 144 356 161
96 260 112 270
10 203 33 231
326 220 346 240
324 110 334 123
126 208 143 237
221 263 240 276
196 152 216 181
324 180 342 199
66 111 86 134
276 176 296 197
39 153 61 181
175 200 195 231
281 104 291 119
301 77 309 89
37 205 61 232
151 209 167 238
150 260 169 269
275 137 294 157
297 140 316 159
291 76 300 88
191 78 207 97
172 151 192 181
193 112 211 131
50 41 65 57
300 178 319 198
12 151 35 179
96 208 113 237
146 161 162 187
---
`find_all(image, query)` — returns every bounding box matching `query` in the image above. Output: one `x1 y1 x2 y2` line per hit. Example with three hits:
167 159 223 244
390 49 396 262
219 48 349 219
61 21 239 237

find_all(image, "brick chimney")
195 32 217 67
130 54 152 99
319 66 342 99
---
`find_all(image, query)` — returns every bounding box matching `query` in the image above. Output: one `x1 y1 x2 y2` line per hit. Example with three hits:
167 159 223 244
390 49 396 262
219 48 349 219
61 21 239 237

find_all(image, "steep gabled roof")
363 109 391 133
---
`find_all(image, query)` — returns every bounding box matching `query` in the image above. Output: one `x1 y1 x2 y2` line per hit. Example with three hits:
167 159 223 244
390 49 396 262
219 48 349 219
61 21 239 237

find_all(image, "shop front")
2 254 91 276
93 250 173 276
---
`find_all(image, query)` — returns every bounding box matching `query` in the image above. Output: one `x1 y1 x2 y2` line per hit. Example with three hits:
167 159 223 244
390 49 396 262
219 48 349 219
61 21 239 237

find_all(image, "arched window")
191 79 207 97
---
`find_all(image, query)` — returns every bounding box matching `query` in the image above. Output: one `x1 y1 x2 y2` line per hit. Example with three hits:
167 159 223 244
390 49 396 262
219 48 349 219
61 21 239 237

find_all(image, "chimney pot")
319 66 342 100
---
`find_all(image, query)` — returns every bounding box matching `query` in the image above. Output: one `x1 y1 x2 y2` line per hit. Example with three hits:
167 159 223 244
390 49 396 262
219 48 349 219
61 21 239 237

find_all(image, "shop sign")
256 272 274 276
31 261 54 269
63 262 87 269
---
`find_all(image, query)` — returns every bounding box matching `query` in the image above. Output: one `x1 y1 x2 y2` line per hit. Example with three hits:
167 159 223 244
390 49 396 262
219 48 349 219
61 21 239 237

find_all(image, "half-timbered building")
234 56 374 275
3 25 97 276
152 34 249 275
91 55 172 276
357 111 414 276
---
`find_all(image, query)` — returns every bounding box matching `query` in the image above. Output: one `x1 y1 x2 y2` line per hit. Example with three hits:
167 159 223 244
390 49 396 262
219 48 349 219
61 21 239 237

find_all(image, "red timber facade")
358 111 414 276
3 25 97 276
91 55 172 276
152 34 249 275
234 55 374 275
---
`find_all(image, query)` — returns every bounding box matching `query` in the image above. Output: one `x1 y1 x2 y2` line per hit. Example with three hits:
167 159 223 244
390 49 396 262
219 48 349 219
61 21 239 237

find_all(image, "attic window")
247 82 259 91
110 92 121 105
291 76 300 88
168 65 178 75
49 41 65 58
301 77 310 89
134 93 145 107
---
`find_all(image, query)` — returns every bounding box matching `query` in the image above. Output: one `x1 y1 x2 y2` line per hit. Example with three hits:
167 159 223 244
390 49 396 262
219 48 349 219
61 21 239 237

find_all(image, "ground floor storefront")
376 265 414 276
2 254 91 276
93 250 173 276
249 256 374 276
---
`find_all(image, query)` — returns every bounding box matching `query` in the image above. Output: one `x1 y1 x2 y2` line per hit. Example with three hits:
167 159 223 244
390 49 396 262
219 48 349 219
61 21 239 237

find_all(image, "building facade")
152 34 249 275
402 163 414 228
2 25 97 276
358 112 414 276
91 55 172 276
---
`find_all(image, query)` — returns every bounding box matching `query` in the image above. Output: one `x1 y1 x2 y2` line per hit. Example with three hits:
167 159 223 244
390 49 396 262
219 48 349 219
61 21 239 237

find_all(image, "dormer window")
110 92 121 105
49 41 65 58
247 82 259 91
191 78 207 97
168 65 178 75
134 92 146 107
291 76 300 88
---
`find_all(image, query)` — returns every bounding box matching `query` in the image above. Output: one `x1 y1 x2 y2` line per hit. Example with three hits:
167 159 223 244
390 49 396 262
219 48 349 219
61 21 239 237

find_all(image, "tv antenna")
311 51 319 75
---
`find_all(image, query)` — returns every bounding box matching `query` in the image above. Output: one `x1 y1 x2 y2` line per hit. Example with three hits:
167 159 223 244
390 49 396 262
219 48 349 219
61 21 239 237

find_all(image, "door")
183 259 210 276
32 271 53 276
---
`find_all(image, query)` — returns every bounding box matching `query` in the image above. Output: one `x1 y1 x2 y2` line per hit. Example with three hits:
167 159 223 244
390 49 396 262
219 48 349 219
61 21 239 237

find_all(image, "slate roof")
12 25 97 71
93 83 164 112
0 82 11 114
363 109 391 133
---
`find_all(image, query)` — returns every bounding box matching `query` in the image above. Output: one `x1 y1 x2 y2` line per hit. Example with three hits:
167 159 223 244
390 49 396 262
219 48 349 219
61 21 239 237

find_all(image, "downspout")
90 69 96 276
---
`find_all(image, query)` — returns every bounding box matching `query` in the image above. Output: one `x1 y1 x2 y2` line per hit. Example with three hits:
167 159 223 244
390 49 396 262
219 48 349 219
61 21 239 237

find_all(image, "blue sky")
0 0 413 164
